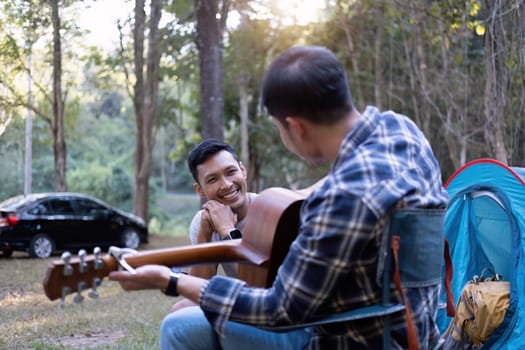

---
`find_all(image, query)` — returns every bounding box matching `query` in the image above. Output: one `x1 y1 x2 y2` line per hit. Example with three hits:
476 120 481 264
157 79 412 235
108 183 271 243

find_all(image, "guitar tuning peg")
60 286 72 308
73 292 84 304
73 281 87 304
61 251 73 276
93 247 103 270
78 249 88 273
88 277 101 299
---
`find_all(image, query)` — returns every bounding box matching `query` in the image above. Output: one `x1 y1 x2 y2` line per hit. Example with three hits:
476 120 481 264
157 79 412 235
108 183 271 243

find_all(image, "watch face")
229 229 242 239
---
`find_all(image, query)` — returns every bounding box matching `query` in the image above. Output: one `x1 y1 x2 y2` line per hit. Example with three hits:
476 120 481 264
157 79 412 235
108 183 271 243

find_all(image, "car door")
37 197 84 249
22 200 54 237
73 198 118 247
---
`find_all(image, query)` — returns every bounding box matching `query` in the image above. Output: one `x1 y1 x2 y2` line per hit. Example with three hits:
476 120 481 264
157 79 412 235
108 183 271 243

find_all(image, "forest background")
1 0 524 235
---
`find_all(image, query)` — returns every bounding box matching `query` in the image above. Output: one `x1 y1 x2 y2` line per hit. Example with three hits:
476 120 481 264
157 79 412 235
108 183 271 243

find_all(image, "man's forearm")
177 273 207 304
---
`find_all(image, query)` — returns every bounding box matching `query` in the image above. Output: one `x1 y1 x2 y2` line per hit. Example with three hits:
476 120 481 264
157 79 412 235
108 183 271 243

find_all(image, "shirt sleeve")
189 210 202 245
200 186 380 335
200 277 247 334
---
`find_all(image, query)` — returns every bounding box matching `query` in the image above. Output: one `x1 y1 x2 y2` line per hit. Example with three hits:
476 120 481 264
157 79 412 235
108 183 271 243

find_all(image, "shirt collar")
333 105 380 170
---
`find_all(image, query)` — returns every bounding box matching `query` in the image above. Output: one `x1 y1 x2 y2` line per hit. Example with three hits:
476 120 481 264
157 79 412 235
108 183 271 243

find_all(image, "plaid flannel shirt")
200 106 448 349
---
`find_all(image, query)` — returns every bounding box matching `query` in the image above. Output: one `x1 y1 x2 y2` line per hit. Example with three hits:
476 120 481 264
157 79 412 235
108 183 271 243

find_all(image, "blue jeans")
160 306 311 350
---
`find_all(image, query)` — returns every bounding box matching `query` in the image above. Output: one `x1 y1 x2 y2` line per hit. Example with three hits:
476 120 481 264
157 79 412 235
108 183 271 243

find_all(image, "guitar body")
237 187 304 287
43 187 307 301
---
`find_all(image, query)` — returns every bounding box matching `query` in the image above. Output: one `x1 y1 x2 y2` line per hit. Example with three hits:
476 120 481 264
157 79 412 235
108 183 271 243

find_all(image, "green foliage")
154 77 200 193
151 192 200 235
0 0 50 43
65 90 135 210
2 0 525 232
67 163 133 209
0 115 25 200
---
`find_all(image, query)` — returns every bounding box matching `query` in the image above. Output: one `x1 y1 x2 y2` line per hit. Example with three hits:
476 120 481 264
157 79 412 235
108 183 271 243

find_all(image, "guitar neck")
43 239 267 301
122 239 267 268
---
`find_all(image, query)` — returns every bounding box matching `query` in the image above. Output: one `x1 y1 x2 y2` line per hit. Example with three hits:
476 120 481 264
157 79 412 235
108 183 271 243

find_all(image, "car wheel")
1 248 14 258
29 234 55 258
121 228 141 250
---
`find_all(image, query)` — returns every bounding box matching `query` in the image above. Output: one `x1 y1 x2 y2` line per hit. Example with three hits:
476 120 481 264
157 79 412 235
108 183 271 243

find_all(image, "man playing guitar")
109 46 447 350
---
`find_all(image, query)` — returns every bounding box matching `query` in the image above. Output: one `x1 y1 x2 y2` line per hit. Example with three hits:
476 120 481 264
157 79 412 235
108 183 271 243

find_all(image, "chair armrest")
262 303 406 332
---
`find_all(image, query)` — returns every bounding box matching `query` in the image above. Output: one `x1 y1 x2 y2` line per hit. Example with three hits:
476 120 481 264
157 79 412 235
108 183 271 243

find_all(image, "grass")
0 234 190 350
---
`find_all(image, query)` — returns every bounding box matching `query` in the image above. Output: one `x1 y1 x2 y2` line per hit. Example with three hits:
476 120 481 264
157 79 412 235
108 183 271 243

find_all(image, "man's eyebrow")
202 171 218 180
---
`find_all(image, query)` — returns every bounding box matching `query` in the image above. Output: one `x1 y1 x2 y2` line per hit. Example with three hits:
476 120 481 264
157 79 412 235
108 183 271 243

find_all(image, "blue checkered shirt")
200 106 448 349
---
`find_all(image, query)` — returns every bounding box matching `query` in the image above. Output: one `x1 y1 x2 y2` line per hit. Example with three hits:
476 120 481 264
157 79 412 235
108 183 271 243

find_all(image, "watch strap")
228 228 242 239
162 271 181 297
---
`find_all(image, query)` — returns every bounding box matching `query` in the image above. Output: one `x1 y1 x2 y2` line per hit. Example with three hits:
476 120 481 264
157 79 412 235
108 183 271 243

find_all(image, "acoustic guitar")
43 187 306 302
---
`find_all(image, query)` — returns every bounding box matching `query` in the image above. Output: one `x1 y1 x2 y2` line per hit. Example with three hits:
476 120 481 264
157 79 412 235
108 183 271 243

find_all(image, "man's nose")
219 176 233 188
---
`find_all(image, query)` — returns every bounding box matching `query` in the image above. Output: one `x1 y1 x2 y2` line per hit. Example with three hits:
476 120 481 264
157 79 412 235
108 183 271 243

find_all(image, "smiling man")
169 139 256 312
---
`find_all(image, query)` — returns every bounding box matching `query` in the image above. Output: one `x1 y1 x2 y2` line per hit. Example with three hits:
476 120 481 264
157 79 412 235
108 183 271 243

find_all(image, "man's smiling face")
194 150 248 213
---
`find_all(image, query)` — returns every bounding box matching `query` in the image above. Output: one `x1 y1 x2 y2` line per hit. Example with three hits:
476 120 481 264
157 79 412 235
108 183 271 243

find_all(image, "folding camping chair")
264 207 450 350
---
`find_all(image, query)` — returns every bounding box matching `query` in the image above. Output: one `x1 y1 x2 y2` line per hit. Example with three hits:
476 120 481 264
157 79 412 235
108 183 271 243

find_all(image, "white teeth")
222 190 239 201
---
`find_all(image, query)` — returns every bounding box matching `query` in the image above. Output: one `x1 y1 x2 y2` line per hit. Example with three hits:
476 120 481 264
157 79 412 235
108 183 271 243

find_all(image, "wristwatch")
162 271 182 297
223 228 242 240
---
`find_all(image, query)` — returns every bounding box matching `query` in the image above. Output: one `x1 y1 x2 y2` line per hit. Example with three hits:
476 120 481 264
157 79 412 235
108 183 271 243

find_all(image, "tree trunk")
195 0 228 141
483 2 507 163
159 127 167 191
410 1 431 135
132 0 163 220
239 75 250 167
50 0 66 192
338 2 364 106
374 2 385 109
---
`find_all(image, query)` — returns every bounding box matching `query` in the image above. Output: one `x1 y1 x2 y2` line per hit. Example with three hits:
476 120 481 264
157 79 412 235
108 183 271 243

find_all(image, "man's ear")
194 182 206 198
285 116 306 138
239 161 247 179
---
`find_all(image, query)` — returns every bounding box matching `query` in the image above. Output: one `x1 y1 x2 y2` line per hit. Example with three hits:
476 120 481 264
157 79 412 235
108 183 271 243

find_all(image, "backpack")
441 272 509 349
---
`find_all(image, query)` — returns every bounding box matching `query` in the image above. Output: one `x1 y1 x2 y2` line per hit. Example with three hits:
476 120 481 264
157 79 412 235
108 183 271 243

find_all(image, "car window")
27 201 52 215
74 198 107 215
47 199 75 215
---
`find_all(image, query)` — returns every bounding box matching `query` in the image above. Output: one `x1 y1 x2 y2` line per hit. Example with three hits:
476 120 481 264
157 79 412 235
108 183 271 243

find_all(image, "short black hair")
260 45 354 125
187 139 239 183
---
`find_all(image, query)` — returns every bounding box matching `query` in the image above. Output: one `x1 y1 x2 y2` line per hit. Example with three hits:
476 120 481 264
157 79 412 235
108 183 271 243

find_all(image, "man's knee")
160 307 218 350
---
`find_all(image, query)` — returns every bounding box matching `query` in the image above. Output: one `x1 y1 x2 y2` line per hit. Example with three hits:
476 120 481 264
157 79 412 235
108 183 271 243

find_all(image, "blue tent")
437 158 525 348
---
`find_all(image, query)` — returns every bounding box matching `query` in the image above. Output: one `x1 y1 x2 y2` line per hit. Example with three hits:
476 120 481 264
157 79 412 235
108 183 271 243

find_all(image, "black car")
0 193 148 258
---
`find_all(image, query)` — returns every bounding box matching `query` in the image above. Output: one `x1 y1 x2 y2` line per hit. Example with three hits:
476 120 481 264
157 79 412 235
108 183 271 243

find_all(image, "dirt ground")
0 233 191 349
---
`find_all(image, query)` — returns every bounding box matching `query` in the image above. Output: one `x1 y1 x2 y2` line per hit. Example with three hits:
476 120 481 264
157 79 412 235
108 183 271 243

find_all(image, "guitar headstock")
43 247 117 304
